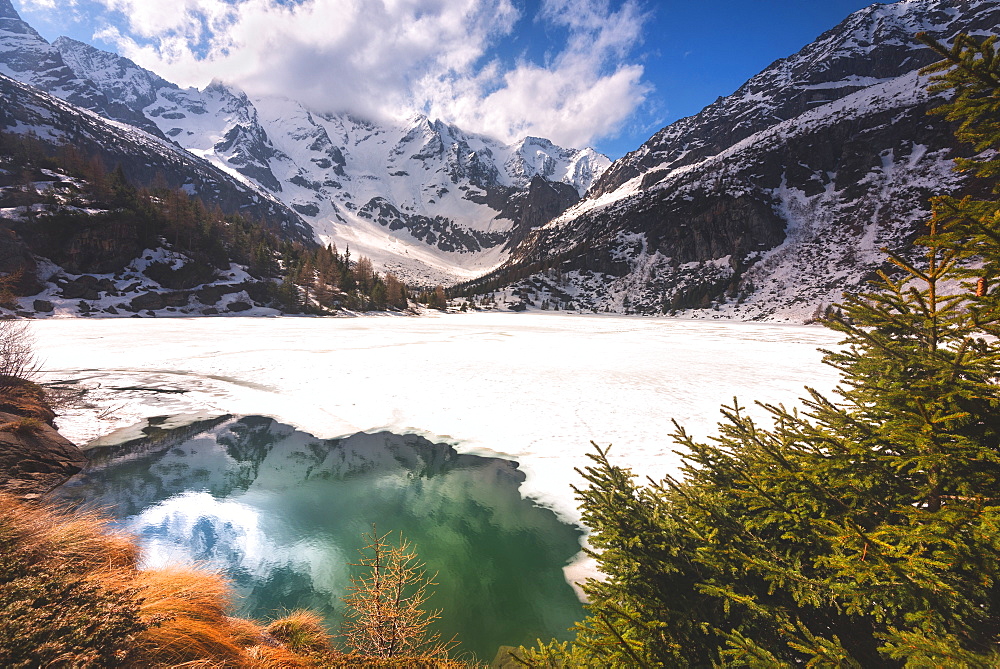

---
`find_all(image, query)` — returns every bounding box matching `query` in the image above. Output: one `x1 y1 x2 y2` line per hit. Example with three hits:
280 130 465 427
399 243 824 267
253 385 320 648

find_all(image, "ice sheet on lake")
33 312 842 525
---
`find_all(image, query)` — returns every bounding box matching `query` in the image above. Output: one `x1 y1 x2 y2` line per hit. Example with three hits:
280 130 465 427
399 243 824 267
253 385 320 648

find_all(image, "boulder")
60 276 100 300
74 275 100 287
196 283 244 305
196 285 223 305
129 291 165 311
143 260 218 289
0 377 85 501
32 299 53 312
227 301 252 312
163 291 190 308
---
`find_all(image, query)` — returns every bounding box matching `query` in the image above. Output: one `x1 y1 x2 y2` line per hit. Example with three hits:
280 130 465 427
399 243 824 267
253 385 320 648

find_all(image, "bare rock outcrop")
0 379 86 498
0 411 86 498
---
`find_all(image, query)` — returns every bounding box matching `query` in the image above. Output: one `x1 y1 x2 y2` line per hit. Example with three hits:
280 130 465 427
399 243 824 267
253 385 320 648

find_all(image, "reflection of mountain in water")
53 416 583 661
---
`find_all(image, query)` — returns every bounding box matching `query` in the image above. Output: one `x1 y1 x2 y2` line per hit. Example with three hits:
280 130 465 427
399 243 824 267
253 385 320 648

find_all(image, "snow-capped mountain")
135 85 608 284
0 2 608 285
0 71 313 244
0 8 164 139
458 0 998 320
52 36 174 114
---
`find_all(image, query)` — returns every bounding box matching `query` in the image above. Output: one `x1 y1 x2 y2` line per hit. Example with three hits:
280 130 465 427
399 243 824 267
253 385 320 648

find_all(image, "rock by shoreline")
0 379 86 498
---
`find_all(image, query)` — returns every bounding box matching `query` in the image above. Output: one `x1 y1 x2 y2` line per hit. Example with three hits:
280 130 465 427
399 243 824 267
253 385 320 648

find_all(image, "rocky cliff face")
0 4 165 139
0 413 87 499
457 0 996 321
52 36 174 113
499 176 582 250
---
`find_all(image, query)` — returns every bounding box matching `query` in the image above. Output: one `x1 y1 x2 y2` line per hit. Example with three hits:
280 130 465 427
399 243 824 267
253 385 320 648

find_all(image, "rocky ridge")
454 0 998 321
0 7 165 139
0 72 314 245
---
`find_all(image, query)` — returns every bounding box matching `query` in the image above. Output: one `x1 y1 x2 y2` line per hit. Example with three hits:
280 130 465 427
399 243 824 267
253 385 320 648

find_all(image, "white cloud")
91 0 651 148
419 0 651 146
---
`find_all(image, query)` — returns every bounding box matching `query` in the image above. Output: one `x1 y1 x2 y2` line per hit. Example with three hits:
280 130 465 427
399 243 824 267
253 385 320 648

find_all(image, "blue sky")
15 0 879 158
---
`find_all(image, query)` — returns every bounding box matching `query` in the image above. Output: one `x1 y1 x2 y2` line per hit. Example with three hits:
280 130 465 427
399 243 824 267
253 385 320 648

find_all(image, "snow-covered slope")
31 15 610 285
0 71 314 245
52 36 175 112
458 0 998 321
0 4 164 138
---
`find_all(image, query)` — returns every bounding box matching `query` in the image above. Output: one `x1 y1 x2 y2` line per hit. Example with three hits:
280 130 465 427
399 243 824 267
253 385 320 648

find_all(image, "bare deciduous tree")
0 319 40 388
342 526 456 660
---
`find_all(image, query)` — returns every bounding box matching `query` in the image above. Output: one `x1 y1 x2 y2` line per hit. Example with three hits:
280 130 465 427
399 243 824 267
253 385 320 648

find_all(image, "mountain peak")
52 35 89 51
0 0 21 21
0 0 612 282
519 136 555 148
204 77 248 100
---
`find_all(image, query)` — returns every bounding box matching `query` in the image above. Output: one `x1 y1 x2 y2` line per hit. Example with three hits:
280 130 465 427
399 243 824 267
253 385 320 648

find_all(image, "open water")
53 415 585 662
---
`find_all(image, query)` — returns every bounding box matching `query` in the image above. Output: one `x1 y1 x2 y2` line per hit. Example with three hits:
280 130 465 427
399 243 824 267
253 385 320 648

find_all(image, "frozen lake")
34 312 842 525
35 312 844 658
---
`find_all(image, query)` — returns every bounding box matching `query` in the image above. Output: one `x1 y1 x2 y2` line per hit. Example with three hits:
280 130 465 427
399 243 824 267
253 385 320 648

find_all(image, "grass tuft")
267 609 333 655
133 566 247 665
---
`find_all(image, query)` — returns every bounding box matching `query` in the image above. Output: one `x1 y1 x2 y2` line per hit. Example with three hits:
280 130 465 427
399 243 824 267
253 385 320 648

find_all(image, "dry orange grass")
0 494 139 576
0 377 55 423
0 495 343 667
244 642 315 668
1 495 476 668
132 566 248 665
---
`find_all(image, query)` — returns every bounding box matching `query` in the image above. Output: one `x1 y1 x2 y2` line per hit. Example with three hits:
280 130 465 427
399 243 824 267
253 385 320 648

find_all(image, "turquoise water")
53 416 585 661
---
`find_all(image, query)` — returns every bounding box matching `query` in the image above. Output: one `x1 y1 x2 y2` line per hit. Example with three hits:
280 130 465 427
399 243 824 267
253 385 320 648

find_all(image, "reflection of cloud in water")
56 416 585 660
127 491 349 604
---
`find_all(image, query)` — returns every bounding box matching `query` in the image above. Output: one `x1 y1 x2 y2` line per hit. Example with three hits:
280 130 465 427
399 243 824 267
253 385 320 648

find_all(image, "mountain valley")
0 0 996 320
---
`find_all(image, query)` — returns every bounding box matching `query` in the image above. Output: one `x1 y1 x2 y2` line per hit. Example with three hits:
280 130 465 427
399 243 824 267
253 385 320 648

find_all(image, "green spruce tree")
515 32 1000 668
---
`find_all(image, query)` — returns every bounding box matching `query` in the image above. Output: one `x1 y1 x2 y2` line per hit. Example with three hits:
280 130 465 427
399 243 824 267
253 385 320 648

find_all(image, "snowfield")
34 312 842 527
